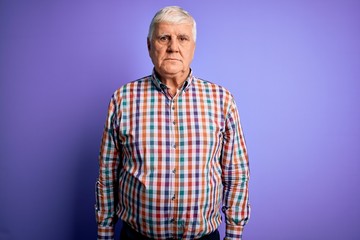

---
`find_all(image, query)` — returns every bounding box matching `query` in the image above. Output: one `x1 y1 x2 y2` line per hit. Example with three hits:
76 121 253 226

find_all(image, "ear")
147 38 151 52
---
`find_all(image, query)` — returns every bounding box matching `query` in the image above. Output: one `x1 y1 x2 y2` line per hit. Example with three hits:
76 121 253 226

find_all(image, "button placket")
169 98 177 226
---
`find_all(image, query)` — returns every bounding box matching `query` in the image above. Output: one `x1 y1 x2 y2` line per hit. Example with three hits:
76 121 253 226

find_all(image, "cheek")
185 49 195 62
183 44 195 57
150 49 162 63
154 49 166 60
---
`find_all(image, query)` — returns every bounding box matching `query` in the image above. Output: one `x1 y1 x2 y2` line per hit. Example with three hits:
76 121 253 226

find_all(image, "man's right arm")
95 95 121 240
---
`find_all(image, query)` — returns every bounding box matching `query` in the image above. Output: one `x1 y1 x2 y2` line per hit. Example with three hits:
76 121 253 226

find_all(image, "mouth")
164 58 181 62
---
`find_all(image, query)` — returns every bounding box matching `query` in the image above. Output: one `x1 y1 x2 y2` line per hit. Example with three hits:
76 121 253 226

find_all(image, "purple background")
1 1 359 239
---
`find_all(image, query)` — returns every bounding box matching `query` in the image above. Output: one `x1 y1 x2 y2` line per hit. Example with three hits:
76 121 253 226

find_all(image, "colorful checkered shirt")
96 71 250 240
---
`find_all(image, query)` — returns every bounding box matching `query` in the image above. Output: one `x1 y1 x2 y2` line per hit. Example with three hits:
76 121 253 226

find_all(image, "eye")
179 35 190 42
159 35 170 42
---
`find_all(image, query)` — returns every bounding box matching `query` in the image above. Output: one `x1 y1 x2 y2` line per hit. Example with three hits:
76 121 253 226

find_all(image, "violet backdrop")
1 0 359 239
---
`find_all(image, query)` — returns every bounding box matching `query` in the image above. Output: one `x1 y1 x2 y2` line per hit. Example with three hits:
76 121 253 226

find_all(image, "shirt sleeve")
95 94 121 240
221 97 250 240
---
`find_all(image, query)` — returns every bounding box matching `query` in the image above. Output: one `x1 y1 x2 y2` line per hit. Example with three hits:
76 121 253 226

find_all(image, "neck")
156 69 190 91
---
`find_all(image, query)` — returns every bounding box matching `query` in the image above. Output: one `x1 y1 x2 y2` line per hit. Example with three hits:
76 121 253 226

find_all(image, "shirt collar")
150 69 193 93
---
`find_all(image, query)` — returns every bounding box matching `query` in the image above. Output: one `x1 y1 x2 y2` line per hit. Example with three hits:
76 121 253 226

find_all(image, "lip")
164 58 181 61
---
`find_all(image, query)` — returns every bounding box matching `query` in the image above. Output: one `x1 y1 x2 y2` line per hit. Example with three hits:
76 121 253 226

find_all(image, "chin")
162 66 183 75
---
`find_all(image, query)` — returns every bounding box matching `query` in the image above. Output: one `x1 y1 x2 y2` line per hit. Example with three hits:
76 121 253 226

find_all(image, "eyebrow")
158 33 170 37
157 33 191 38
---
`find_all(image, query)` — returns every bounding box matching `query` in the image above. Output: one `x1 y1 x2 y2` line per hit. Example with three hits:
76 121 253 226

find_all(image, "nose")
167 38 179 52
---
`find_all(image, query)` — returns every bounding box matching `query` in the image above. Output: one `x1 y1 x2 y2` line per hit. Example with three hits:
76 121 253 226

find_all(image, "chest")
118 91 226 143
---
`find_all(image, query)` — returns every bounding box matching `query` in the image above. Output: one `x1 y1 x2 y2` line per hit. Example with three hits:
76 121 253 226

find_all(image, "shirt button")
171 194 176 200
172 143 176 149
172 121 176 125
172 168 176 174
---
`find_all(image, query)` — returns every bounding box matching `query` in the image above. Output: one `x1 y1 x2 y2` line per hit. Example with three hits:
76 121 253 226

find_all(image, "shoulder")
112 75 152 100
117 75 152 93
192 76 234 99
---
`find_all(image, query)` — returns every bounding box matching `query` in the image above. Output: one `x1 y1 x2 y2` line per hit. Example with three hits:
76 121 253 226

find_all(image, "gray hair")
148 6 197 42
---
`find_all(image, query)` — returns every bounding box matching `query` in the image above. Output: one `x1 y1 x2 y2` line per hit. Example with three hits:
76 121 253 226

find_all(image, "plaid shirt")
96 71 250 240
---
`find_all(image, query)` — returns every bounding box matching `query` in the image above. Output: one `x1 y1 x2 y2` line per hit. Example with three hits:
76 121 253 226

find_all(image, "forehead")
154 22 193 35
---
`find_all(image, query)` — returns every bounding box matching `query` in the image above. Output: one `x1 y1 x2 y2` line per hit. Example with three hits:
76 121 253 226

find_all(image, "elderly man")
96 6 250 240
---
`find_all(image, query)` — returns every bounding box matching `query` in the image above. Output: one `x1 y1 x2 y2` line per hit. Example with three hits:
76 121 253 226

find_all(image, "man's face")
148 22 196 79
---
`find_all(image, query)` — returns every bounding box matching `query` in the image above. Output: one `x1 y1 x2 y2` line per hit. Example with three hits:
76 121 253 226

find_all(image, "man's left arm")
221 97 250 240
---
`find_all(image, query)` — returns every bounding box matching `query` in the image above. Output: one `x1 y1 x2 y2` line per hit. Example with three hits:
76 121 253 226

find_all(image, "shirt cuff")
225 224 244 240
97 225 115 240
